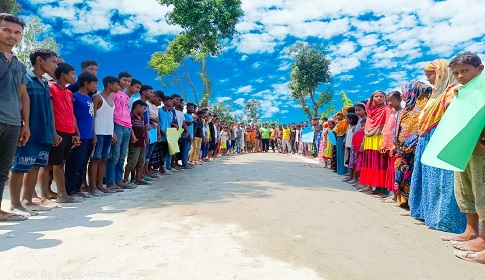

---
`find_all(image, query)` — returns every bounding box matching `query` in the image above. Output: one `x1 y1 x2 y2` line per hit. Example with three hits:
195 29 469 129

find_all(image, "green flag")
422 73 485 171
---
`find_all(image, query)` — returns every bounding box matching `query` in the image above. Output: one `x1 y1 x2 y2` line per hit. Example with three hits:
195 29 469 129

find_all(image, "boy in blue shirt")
8 48 59 218
158 96 174 174
65 72 98 199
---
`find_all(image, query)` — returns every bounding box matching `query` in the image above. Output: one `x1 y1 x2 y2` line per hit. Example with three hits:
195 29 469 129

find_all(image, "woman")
335 107 350 175
360 91 393 193
394 81 432 208
409 59 466 233
379 91 402 200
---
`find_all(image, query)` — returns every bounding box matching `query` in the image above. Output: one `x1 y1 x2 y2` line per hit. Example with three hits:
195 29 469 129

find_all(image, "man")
189 109 205 165
0 13 31 221
290 123 297 154
182 102 196 169
260 123 271 153
269 123 277 152
158 95 174 174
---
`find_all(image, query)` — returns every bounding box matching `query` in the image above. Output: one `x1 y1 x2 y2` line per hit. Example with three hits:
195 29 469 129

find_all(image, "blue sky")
19 0 485 124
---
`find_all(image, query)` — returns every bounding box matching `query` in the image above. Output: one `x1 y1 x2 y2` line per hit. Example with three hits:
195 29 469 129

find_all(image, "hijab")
364 91 393 136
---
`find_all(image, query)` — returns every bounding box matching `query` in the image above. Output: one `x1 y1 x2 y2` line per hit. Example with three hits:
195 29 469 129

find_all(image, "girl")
360 91 393 194
334 109 349 175
394 81 432 209
343 113 359 182
322 120 336 168
410 59 466 233
352 118 366 188
378 91 402 202
220 126 229 156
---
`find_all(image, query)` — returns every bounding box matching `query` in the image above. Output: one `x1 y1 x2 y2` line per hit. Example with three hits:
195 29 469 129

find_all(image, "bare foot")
0 210 28 221
97 185 114 193
23 202 51 212
452 237 485 252
80 184 90 192
75 192 93 199
381 195 396 203
56 195 83 203
359 187 372 193
454 250 485 264
9 205 38 216
41 198 63 208
107 185 124 192
399 212 410 216
48 191 57 199
441 232 478 242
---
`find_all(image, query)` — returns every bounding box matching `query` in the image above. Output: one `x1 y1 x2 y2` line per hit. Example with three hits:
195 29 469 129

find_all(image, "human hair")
171 93 181 99
54 62 75 79
102 76 119 87
312 117 319 121
29 48 57 66
321 117 328 121
387 91 402 99
354 103 366 111
163 95 173 102
130 78 142 86
360 118 367 124
0 13 26 29
449 52 482 68
118 71 132 79
140 84 153 93
153 90 165 99
81 60 98 69
78 72 98 87
196 109 206 115
179 98 184 103
346 113 359 126
335 112 343 117
186 102 196 108
346 107 355 114
131 100 147 112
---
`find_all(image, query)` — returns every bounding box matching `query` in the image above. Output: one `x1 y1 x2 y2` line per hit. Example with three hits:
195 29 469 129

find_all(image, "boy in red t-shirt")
40 62 81 205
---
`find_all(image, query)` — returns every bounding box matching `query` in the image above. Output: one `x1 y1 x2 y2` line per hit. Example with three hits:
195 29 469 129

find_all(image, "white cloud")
236 85 254 94
233 98 246 106
217 97 232 102
251 62 261 69
240 55 248 61
236 33 278 54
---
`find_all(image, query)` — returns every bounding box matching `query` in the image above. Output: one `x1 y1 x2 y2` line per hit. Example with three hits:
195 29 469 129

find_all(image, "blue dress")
336 135 349 175
409 126 466 233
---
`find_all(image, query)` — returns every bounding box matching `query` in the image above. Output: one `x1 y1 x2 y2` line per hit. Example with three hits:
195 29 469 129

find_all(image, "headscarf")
401 81 433 113
419 59 459 135
335 106 351 136
364 91 393 136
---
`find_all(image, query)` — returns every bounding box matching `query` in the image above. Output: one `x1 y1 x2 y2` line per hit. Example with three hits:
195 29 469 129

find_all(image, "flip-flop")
108 186 124 192
0 213 28 221
122 182 137 189
454 250 485 264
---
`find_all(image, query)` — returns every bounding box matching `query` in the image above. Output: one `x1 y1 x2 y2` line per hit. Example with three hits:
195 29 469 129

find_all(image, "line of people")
297 52 484 264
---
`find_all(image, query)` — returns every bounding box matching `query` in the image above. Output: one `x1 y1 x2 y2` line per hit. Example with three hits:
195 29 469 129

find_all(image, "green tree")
15 16 60 66
0 0 20 13
243 99 261 124
288 43 333 122
153 0 244 107
208 102 236 124
320 104 337 119
340 90 354 107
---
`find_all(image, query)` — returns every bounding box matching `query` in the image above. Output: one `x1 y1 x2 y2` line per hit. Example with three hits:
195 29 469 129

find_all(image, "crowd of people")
0 13 484 264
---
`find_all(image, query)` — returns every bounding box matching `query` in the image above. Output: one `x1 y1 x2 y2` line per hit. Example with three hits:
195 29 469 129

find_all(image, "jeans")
181 137 192 166
201 142 209 158
65 140 90 195
262 139 270 152
106 124 131 185
0 123 20 199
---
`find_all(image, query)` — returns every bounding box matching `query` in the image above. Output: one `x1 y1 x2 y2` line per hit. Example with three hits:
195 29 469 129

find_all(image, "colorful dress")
381 108 401 192
409 59 466 233
394 81 432 206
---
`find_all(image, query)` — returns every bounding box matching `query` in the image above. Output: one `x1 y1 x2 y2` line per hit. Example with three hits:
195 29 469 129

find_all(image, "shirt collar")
27 70 48 85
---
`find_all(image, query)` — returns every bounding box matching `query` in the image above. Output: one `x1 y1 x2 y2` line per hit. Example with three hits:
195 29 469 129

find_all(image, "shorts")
91 135 112 159
454 154 485 219
126 146 146 170
11 142 51 173
48 131 75 165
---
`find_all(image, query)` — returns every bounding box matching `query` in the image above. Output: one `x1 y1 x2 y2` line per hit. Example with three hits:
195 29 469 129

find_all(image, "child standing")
352 119 366 188
124 100 148 185
65 72 98 199
322 120 336 168
220 126 229 156
343 113 359 182
442 53 485 257
88 76 119 195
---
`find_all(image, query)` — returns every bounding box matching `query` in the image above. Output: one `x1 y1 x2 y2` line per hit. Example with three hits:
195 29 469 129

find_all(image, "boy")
147 90 164 174
0 13 30 221
140 85 158 179
65 72 98 199
189 109 205 164
158 95 174 174
88 76 119 196
68 59 98 95
124 100 148 185
182 102 196 169
8 48 58 218
444 53 485 255
106 71 137 191
127 79 142 106
282 124 291 154
40 62 81 204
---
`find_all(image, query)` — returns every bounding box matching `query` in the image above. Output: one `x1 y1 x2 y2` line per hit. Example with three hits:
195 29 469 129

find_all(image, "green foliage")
208 102 236 124
340 90 354 107
14 16 60 66
155 0 244 107
243 99 261 124
321 104 337 119
0 0 21 13
288 43 333 122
